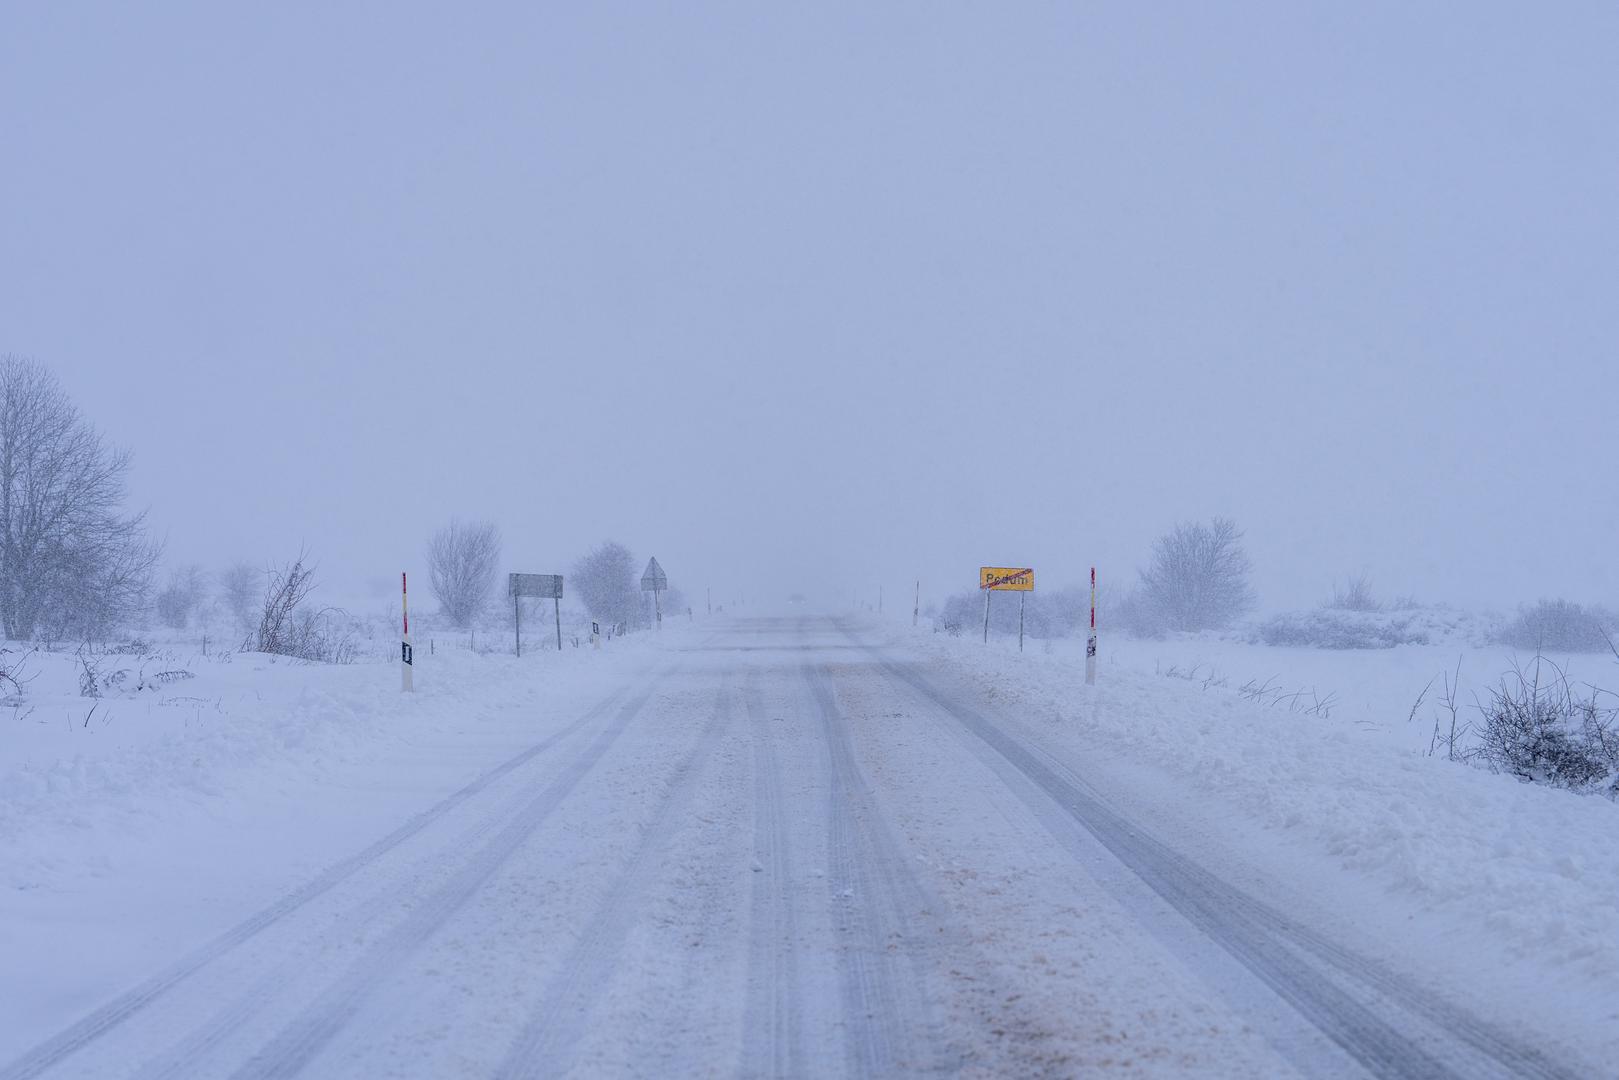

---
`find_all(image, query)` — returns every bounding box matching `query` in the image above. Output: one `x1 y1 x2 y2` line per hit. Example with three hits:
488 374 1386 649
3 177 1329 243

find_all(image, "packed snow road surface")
1 616 1595 1077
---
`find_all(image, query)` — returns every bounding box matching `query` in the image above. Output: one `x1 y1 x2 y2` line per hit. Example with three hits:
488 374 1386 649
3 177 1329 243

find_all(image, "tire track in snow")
125 677 666 1080
493 679 736 1080
0 679 643 1080
738 663 806 1079
801 660 948 1077
870 648 1580 1080
216 676 669 1080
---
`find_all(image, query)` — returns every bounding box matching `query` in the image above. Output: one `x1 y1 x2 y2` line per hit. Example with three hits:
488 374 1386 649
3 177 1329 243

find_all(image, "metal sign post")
401 572 414 691
641 557 668 631
1087 567 1097 685
510 573 564 658
979 567 1034 647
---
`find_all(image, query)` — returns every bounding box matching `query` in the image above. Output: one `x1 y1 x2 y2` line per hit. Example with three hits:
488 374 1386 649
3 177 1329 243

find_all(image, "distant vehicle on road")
787 593 806 605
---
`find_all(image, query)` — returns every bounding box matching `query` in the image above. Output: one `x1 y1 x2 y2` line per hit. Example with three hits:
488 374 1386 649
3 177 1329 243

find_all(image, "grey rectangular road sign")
510 573 563 599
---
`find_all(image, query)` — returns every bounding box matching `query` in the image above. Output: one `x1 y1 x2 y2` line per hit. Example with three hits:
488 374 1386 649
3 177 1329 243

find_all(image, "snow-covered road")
1 615 1598 1077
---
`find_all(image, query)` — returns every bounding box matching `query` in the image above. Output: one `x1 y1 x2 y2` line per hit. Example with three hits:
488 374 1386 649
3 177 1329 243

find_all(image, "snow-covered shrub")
1107 587 1166 638
251 554 360 663
1032 586 1094 638
938 588 1082 640
76 646 103 697
256 556 317 655
936 583 1166 641
940 590 1047 639
1497 599 1616 654
287 608 363 665
0 647 34 697
1255 609 1430 649
1472 656 1615 793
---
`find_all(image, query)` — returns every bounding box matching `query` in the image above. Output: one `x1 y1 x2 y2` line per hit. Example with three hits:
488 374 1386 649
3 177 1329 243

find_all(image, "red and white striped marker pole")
401 572 414 692
1086 566 1097 685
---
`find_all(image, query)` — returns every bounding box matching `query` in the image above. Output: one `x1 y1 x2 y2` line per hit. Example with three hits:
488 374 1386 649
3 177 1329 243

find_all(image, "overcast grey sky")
3 3 1615 614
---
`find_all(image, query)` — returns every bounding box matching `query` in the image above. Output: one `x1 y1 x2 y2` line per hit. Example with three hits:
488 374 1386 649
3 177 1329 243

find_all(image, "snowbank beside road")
0 631 687 893
895 624 1619 987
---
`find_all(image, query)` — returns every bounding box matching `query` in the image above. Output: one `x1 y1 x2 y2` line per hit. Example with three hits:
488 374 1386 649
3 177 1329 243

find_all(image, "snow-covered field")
0 626 686 1059
2 611 1615 1076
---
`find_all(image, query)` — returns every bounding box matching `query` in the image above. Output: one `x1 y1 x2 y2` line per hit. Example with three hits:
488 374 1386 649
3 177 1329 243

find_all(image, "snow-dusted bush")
937 583 1156 641
939 590 1053 639
1497 599 1616 654
1472 656 1616 794
286 607 364 664
1041 585 1098 638
248 553 358 663
1256 609 1430 649
256 556 316 655
1107 587 1166 638
940 587 1089 640
1137 517 1256 632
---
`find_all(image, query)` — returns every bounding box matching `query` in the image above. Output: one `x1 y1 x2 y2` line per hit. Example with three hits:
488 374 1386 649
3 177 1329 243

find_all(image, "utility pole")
913 580 919 627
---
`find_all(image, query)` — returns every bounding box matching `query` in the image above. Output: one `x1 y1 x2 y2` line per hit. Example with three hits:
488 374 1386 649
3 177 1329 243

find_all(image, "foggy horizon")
5 4 1615 615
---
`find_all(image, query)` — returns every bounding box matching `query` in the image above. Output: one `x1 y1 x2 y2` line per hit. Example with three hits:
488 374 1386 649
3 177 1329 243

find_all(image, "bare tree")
426 519 501 629
572 541 641 630
219 562 261 637
1137 516 1256 632
0 356 159 640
